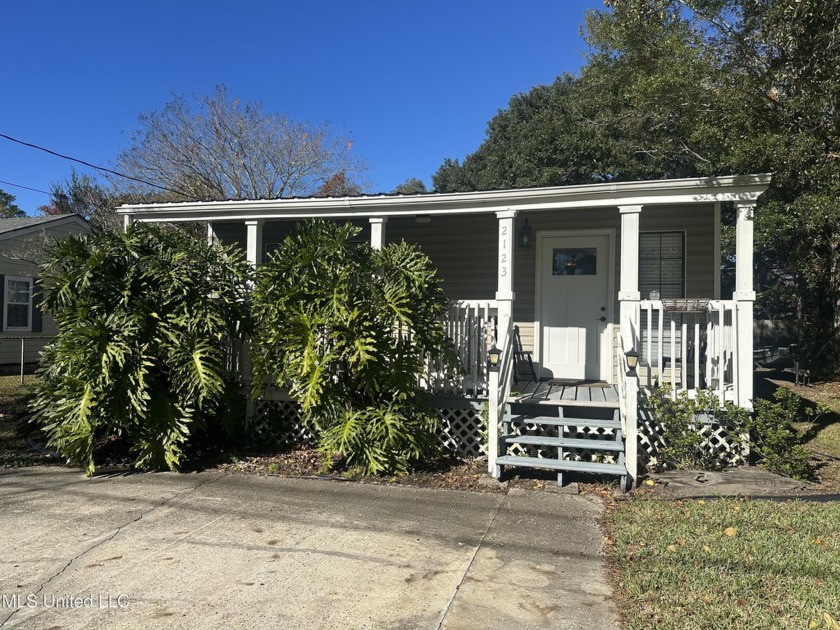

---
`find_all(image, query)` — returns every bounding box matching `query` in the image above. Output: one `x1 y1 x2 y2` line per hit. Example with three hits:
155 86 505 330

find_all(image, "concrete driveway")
0 468 619 629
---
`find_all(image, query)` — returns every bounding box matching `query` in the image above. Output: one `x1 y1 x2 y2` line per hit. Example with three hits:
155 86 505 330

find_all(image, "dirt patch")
207 445 569 494
755 368 840 493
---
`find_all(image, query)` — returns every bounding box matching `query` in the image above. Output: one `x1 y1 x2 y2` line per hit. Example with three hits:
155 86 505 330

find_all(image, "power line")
0 132 190 198
0 179 52 196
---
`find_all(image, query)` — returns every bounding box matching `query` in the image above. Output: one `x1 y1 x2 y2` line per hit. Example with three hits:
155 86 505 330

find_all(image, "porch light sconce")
625 349 639 375
518 220 532 248
488 346 502 371
415 214 432 224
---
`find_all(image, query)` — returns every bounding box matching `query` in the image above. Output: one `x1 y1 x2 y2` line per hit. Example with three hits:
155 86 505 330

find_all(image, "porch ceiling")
119 173 772 223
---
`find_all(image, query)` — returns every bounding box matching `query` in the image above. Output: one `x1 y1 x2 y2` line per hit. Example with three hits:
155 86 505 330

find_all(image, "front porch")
512 380 621 407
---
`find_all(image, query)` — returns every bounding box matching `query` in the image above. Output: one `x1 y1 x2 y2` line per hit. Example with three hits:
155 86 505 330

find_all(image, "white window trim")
3 276 33 333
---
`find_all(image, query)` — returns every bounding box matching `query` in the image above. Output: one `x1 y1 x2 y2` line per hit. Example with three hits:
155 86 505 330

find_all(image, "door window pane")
552 248 597 275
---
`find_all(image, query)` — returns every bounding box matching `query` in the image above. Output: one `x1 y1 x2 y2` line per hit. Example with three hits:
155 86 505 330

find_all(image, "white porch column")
495 210 517 334
243 219 264 423
245 220 264 268
488 209 517 477
369 217 387 250
735 201 756 409
207 222 218 247
618 204 642 488
123 214 134 232
618 205 642 329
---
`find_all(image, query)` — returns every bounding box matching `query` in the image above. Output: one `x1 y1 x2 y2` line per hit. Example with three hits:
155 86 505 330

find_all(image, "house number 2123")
500 226 510 276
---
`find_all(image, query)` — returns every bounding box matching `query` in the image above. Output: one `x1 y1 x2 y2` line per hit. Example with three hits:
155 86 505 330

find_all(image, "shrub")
645 388 749 471
31 225 251 473
645 386 817 480
251 220 458 474
746 388 817 480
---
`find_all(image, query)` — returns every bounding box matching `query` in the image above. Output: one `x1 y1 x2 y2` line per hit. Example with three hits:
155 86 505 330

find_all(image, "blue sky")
2 0 603 214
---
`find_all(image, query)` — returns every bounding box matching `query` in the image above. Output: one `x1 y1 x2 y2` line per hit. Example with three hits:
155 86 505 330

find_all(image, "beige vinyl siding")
211 204 716 362
213 219 372 261
386 216 497 299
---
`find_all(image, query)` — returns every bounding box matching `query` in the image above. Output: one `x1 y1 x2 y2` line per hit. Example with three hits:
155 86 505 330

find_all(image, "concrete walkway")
0 468 619 629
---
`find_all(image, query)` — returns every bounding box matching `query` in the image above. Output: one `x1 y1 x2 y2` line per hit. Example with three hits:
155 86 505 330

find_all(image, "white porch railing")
617 317 640 486
488 316 515 476
637 299 739 404
421 299 498 397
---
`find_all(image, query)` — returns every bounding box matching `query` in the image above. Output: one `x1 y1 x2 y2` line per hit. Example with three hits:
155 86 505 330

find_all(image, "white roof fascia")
118 174 772 223
0 214 90 243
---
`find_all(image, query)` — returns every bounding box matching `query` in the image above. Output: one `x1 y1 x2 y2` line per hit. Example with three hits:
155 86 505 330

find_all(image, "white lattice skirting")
250 395 747 468
250 397 490 457
637 407 748 467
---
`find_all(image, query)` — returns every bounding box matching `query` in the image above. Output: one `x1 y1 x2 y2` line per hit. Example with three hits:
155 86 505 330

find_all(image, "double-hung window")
639 232 685 300
639 232 686 366
4 276 33 332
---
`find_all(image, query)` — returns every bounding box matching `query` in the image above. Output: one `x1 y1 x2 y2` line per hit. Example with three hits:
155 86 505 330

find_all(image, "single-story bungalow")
118 174 771 487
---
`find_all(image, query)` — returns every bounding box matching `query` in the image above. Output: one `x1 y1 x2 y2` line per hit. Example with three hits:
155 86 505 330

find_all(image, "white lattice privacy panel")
637 406 747 468
436 406 486 457
250 398 316 448
251 394 490 457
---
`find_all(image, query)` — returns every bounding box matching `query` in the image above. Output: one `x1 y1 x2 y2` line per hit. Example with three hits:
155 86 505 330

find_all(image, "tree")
251 220 458 474
315 170 362 197
434 0 840 371
0 189 25 218
392 177 428 194
31 224 251 473
115 85 366 201
38 171 132 231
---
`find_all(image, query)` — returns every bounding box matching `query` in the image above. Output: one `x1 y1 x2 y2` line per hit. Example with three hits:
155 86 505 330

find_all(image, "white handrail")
487 316 514 477
618 316 640 487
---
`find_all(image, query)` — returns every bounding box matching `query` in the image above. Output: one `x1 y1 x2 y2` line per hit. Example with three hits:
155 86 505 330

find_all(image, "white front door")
539 233 610 380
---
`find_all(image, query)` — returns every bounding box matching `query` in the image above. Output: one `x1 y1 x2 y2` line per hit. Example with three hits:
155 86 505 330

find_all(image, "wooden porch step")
503 435 624 451
495 455 626 477
510 396 620 409
508 415 621 430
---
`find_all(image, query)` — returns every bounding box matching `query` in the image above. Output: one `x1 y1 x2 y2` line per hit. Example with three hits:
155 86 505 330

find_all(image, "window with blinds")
639 232 686 368
639 232 685 299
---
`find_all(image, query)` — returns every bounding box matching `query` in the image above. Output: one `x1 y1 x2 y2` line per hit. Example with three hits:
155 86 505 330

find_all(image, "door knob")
597 316 606 322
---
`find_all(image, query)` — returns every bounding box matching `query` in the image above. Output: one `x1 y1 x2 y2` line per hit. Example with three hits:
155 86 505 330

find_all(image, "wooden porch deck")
511 380 621 408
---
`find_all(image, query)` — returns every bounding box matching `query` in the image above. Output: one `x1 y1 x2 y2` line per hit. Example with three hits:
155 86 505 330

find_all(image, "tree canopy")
40 86 368 227
115 85 366 202
0 189 26 218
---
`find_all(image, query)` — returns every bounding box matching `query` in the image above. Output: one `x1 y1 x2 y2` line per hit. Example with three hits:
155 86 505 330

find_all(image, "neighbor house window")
639 232 685 299
4 276 33 332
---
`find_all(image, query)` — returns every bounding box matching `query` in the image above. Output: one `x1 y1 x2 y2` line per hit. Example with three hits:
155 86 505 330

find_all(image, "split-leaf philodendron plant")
31 224 251 474
251 220 459 474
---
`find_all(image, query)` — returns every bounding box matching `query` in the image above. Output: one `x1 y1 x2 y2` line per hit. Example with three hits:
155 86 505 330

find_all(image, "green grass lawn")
0 375 55 468
609 497 840 629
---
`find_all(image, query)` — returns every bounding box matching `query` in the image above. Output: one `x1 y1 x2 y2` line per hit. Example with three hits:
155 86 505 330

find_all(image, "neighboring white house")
0 214 90 364
118 174 771 487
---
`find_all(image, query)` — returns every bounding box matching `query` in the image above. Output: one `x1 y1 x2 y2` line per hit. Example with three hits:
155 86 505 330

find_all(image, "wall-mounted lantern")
518 220 532 248
625 349 639 375
488 346 502 371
